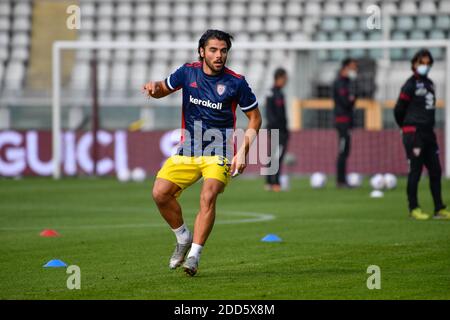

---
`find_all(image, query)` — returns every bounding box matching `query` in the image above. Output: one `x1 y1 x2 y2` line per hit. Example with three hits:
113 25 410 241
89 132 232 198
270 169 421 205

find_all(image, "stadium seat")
390 31 406 60
340 17 357 32
110 62 128 92
323 2 341 15
227 61 246 75
81 18 94 32
173 18 189 33
116 3 133 17
416 16 433 30
97 17 113 32
284 17 301 32
247 18 264 33
209 17 227 31
349 32 366 58
252 33 269 42
0 32 9 47
368 32 383 59
267 3 284 17
304 2 321 15
153 18 170 33
70 61 90 91
228 17 245 33
114 34 131 61
134 18 151 32
271 33 288 42
134 2 152 17
153 34 172 62
11 47 29 62
191 17 208 33
154 2 171 17
12 17 30 31
11 32 29 47
266 17 282 32
98 2 114 17
419 1 437 14
228 2 246 17
0 2 11 16
0 47 9 62
97 62 110 92
246 62 265 88
149 62 169 81
129 62 148 90
96 32 112 61
132 33 152 61
0 17 10 31
409 30 426 40
13 2 31 16
435 15 450 29
210 2 227 17
81 2 95 18
290 32 308 42
438 0 450 13
321 17 338 31
248 2 265 17
116 18 132 33
4 61 25 90
396 16 414 31
342 2 360 15
381 2 397 14
172 33 191 61
191 2 209 17
285 2 302 17
429 30 445 60
330 32 347 61
250 48 267 62
303 16 319 33
399 1 417 14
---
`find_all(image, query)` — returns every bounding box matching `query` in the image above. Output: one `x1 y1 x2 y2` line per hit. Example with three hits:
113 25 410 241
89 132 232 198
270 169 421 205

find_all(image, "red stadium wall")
0 129 445 177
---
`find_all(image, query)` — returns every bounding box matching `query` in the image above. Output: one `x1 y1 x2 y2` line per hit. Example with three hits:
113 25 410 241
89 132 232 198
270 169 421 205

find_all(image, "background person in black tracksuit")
394 49 449 220
333 58 358 187
265 68 288 192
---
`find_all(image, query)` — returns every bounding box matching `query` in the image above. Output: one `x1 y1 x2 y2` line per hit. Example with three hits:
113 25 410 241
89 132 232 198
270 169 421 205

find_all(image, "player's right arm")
142 64 186 99
142 81 172 99
394 79 414 127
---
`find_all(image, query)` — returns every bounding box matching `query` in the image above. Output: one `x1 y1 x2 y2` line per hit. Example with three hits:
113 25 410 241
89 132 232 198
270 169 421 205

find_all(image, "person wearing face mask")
333 58 358 188
394 49 449 220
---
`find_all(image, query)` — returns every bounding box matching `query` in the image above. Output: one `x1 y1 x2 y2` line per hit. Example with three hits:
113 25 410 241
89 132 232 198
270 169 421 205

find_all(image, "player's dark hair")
411 49 434 71
274 68 287 80
341 58 356 69
198 29 233 61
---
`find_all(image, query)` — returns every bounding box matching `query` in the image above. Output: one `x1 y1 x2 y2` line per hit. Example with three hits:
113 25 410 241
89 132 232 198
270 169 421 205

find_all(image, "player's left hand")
231 152 247 177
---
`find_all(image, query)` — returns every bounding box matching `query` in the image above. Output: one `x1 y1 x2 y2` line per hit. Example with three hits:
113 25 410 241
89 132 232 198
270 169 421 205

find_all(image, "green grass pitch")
1 177 449 299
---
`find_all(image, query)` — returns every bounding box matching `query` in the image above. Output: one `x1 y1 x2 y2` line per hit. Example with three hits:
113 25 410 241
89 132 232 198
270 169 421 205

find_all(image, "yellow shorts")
156 155 231 195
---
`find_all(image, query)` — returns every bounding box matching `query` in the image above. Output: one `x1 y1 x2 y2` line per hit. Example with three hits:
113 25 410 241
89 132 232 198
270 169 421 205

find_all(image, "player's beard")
204 57 225 75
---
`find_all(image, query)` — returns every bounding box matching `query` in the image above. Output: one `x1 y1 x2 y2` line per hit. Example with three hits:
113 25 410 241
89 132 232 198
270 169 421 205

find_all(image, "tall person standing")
333 58 358 188
265 68 289 192
394 49 449 220
143 30 262 276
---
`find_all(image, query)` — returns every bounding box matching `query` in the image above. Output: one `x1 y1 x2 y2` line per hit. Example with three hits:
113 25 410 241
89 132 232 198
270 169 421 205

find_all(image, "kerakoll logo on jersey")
189 95 223 110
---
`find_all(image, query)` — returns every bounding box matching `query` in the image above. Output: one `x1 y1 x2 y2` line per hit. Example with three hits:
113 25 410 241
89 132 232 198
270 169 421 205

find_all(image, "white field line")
0 211 276 231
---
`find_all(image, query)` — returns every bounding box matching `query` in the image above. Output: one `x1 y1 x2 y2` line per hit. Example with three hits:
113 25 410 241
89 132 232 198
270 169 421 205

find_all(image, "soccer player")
142 30 262 276
265 68 289 192
394 49 449 220
333 58 358 188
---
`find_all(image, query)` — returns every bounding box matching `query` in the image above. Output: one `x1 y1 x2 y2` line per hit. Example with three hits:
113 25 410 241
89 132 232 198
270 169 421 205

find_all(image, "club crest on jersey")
217 84 226 96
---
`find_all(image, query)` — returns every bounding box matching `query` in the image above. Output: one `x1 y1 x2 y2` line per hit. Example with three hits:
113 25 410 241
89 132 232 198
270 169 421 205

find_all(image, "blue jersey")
165 61 258 160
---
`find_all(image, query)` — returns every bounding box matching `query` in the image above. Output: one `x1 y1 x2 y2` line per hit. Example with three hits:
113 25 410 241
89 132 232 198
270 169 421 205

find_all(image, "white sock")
187 243 203 260
171 224 191 244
